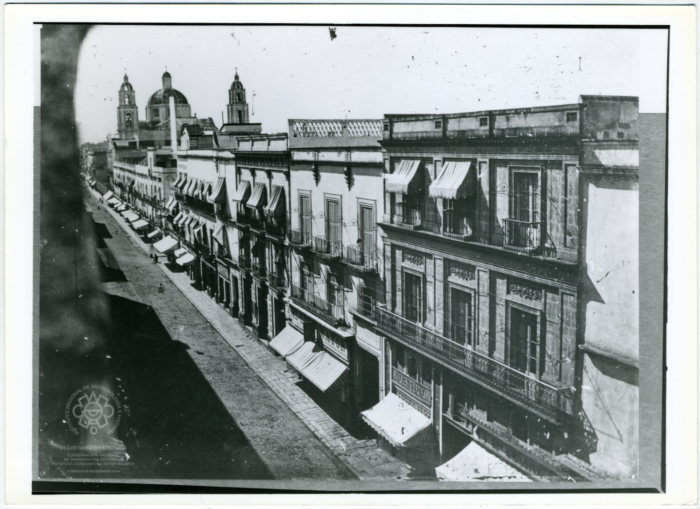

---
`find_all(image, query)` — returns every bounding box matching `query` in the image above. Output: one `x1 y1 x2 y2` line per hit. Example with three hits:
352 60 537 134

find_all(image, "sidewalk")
89 190 412 481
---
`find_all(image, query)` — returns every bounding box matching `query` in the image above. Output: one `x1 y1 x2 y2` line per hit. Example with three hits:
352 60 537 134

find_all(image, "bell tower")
117 72 139 140
227 68 250 124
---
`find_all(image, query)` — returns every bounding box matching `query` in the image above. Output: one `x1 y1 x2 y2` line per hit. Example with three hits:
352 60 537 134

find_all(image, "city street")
38 190 355 481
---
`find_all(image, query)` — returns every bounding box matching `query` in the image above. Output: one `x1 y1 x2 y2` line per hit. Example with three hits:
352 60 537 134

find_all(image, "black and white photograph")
6 4 694 501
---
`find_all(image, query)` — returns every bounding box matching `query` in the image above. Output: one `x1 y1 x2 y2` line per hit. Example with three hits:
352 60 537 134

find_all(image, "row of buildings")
88 70 640 482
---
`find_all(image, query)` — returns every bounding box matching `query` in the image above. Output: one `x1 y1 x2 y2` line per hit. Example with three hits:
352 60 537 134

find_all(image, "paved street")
85 189 412 481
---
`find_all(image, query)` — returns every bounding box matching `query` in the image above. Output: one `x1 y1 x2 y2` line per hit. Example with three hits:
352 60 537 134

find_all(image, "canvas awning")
185 178 197 195
361 393 432 448
173 211 185 225
231 181 251 203
174 247 188 258
194 222 205 242
247 183 267 209
176 253 196 266
122 211 139 222
286 342 349 392
103 190 114 200
173 173 185 189
263 186 285 217
132 219 149 231
116 204 127 212
147 230 161 239
269 326 304 358
193 180 204 199
181 214 195 228
153 235 179 254
208 177 226 203
108 197 120 205
435 442 531 482
429 161 475 199
165 196 177 213
213 220 225 244
591 149 639 168
385 160 422 194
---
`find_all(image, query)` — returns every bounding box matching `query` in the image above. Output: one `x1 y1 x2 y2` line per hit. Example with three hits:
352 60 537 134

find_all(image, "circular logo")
65 385 122 436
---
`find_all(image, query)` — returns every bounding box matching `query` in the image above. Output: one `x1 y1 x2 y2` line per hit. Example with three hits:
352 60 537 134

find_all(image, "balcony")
268 272 286 291
289 229 312 249
249 214 265 234
313 236 343 260
346 246 379 273
375 307 573 422
354 285 377 320
235 209 250 229
290 284 345 327
503 219 540 254
264 217 286 240
251 262 267 280
238 254 251 270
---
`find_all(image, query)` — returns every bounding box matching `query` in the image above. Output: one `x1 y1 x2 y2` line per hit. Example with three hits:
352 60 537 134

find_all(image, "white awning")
173 173 185 189
193 180 204 199
116 204 127 212
165 196 176 209
153 235 179 254
103 190 114 200
185 178 197 195
174 247 188 258
108 197 120 205
435 442 531 482
147 230 161 239
269 326 304 358
183 214 197 228
131 219 149 230
263 186 285 217
361 393 432 448
286 342 349 392
231 181 251 203
176 253 196 266
385 160 421 194
208 177 226 203
247 183 267 209
213 220 225 244
122 211 139 222
429 161 475 199
592 149 639 168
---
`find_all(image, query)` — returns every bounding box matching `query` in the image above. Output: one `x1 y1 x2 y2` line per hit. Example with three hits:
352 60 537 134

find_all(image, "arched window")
237 110 243 123
125 113 132 127
125 95 130 105
236 93 241 102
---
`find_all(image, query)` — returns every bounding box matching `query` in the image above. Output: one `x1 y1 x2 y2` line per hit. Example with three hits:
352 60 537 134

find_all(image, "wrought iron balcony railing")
252 262 267 280
394 202 422 230
264 217 286 239
355 285 377 320
249 215 265 233
290 228 312 248
290 284 344 327
313 236 343 259
238 254 251 270
503 219 540 253
268 272 286 291
374 306 573 421
346 246 379 272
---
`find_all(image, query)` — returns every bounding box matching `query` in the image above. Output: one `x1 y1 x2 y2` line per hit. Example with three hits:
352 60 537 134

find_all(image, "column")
394 247 402 316
434 257 443 335
494 277 507 362
476 269 490 355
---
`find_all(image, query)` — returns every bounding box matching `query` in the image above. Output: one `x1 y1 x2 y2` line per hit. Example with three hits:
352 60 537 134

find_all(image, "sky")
74 25 668 144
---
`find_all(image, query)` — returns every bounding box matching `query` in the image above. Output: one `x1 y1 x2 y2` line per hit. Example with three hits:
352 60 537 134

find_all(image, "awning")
361 393 432 448
185 178 196 195
592 149 639 168
213 220 225 244
269 326 304 358
263 186 285 217
176 253 196 266
286 342 349 392
385 160 422 194
208 177 226 203
165 196 177 213
231 181 251 203
174 247 188 258
183 214 197 228
147 230 161 239
103 190 114 200
122 211 139 222
153 235 179 254
173 211 185 225
193 180 204 199
248 183 267 209
173 173 185 189
435 442 531 482
131 219 149 230
429 161 475 199
108 197 120 205
116 204 127 212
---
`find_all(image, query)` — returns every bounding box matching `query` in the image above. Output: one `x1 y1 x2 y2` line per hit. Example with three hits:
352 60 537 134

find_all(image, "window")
443 199 458 234
404 272 423 324
449 288 473 346
479 117 488 127
125 96 130 105
407 354 418 379
325 198 341 243
511 171 539 223
383 123 389 132
566 112 578 122
509 307 541 377
299 193 311 243
327 273 342 306
359 205 375 256
153 109 159 119
603 130 610 139
236 93 241 102
435 120 442 129
422 359 432 385
237 110 243 123
617 131 625 139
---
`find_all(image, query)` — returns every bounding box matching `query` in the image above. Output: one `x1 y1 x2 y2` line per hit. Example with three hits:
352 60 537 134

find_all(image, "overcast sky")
74 25 668 144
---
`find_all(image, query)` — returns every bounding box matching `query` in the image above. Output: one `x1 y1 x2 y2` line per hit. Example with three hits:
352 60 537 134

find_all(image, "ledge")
285 299 355 339
579 344 639 369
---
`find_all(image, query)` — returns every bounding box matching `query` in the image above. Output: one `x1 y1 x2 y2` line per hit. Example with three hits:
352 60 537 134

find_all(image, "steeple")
162 68 172 89
227 69 249 124
117 71 139 140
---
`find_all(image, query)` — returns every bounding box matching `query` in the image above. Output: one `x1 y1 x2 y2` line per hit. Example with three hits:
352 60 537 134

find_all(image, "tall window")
327 273 342 306
359 205 375 256
299 193 311 243
237 110 243 123
509 307 540 377
511 171 539 223
449 288 473 346
325 198 341 242
404 272 423 324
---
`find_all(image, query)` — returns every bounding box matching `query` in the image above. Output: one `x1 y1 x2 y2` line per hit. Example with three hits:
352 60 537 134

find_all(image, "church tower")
227 69 250 124
117 72 139 140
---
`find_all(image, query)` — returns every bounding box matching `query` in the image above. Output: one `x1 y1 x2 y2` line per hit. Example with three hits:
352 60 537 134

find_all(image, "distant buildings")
99 68 640 482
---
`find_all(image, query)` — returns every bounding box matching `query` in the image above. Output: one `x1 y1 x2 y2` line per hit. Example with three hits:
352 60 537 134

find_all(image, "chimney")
169 96 177 154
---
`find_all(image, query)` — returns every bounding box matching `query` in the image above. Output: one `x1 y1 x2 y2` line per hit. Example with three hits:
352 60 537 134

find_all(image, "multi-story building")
355 96 639 481
279 119 385 430
228 133 290 341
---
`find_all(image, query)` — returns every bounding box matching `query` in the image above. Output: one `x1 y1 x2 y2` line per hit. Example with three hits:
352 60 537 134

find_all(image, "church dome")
230 70 244 90
147 87 189 106
120 73 133 91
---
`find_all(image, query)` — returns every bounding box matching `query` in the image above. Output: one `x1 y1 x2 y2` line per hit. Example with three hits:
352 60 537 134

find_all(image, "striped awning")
263 186 285 217
193 180 204 200
385 160 421 194
231 181 251 203
429 161 475 199
248 183 267 209
173 211 185 225
173 173 185 189
213 220 225 244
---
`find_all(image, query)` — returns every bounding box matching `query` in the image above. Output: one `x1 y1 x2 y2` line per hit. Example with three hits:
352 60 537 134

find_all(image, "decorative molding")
403 251 424 267
508 280 543 301
448 262 475 282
